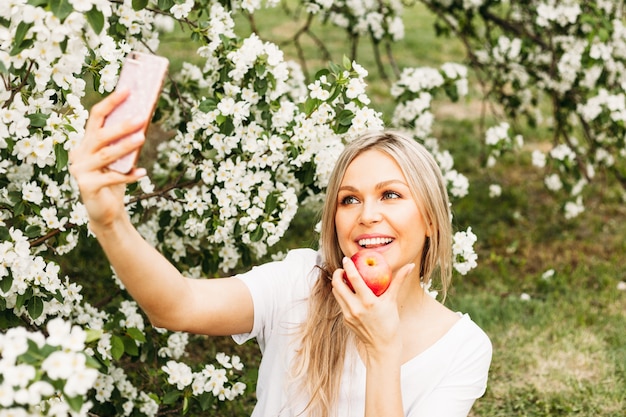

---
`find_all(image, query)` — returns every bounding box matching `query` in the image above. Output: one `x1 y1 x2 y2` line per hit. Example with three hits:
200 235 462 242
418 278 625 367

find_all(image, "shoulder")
448 313 491 346
231 248 321 345
240 248 319 277
235 248 321 292
280 248 321 268
446 314 493 367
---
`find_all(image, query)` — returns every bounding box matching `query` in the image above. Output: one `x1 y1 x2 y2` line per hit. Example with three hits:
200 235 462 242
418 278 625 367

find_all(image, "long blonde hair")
291 131 453 416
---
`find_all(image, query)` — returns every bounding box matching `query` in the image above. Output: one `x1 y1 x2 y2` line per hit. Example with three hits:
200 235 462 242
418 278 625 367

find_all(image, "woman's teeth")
358 237 393 248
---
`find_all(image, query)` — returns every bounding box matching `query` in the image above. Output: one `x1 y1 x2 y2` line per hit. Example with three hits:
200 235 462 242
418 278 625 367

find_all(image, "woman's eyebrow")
374 179 407 189
338 185 358 192
338 179 407 193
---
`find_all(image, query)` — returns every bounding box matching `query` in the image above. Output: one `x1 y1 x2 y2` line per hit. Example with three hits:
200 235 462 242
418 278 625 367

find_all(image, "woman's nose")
359 200 382 225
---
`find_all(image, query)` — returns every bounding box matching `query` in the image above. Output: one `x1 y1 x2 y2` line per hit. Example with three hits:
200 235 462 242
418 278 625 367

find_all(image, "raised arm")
69 90 253 336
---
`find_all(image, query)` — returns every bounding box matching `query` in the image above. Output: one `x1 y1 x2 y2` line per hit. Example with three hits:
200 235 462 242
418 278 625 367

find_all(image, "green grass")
440 114 626 415
73 3 626 415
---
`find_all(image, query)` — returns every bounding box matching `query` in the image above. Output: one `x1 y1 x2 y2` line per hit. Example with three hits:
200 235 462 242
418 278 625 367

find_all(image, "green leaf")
197 392 214 411
27 112 49 128
215 114 227 125
126 327 146 342
27 296 44 320
157 0 175 10
13 200 25 217
24 225 42 238
7 191 22 205
85 354 102 370
132 0 149 11
85 328 103 343
10 22 33 56
162 390 181 405
49 0 73 21
85 7 105 34
15 287 33 311
443 83 459 102
342 55 352 70
249 224 264 242
110 335 125 360
303 98 320 116
328 61 342 75
337 109 354 126
314 68 331 80
64 393 84 412
0 272 13 293
13 22 32 49
198 98 217 112
334 123 350 135
0 310 22 328
122 335 139 356
52 290 64 303
0 227 9 241
159 211 172 228
296 162 315 186
220 118 234 136
55 144 69 171
255 63 266 77
255 77 268 96
264 192 278 215
327 85 341 103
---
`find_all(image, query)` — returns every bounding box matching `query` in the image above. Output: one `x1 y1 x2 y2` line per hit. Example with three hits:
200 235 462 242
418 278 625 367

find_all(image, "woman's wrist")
88 212 133 241
365 339 403 368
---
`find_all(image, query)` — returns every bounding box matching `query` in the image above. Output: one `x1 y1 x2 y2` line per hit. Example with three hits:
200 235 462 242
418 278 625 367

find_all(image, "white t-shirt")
233 248 492 417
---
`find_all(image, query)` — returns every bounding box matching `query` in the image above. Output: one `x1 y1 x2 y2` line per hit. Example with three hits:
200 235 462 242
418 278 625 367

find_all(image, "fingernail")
135 168 147 177
130 132 145 143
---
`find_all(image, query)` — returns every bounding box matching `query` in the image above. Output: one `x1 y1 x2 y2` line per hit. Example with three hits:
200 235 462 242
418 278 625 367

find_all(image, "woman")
70 90 492 417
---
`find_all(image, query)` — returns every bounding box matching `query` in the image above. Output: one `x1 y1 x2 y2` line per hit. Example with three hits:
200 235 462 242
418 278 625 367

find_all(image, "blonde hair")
291 130 453 416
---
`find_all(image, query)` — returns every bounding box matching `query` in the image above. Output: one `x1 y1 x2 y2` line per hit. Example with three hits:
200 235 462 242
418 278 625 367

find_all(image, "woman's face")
334 149 429 275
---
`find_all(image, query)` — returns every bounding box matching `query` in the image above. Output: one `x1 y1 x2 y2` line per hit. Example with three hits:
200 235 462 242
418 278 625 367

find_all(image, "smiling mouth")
358 237 394 248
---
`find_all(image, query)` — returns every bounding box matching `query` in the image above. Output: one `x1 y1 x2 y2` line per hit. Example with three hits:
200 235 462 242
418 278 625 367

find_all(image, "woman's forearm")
91 215 192 328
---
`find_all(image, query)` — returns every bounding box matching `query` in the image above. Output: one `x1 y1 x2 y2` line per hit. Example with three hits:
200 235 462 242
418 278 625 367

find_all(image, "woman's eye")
382 191 401 200
340 195 359 205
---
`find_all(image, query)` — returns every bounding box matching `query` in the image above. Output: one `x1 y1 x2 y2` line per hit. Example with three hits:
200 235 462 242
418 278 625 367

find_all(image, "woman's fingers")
73 166 146 193
94 131 145 167
339 256 372 295
84 89 131 132
70 131 145 174
380 263 415 300
82 90 147 152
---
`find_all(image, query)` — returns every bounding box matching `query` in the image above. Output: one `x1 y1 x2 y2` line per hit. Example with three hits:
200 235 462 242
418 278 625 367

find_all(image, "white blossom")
452 227 478 275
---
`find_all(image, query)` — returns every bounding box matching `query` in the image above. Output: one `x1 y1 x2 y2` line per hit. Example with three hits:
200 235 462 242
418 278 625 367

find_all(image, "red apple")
344 250 392 296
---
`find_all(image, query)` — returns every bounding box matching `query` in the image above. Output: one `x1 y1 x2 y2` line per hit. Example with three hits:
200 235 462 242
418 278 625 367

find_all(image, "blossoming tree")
6 0 620 415
420 0 626 218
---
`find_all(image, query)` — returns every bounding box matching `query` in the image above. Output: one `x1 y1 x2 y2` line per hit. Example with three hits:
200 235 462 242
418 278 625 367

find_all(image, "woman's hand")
69 90 148 231
331 258 415 361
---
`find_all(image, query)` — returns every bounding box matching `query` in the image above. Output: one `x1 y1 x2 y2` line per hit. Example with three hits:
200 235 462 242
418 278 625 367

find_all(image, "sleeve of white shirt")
408 319 493 417
231 248 319 351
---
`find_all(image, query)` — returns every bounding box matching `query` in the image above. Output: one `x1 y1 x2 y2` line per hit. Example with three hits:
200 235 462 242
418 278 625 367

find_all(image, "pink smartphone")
104 51 169 173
